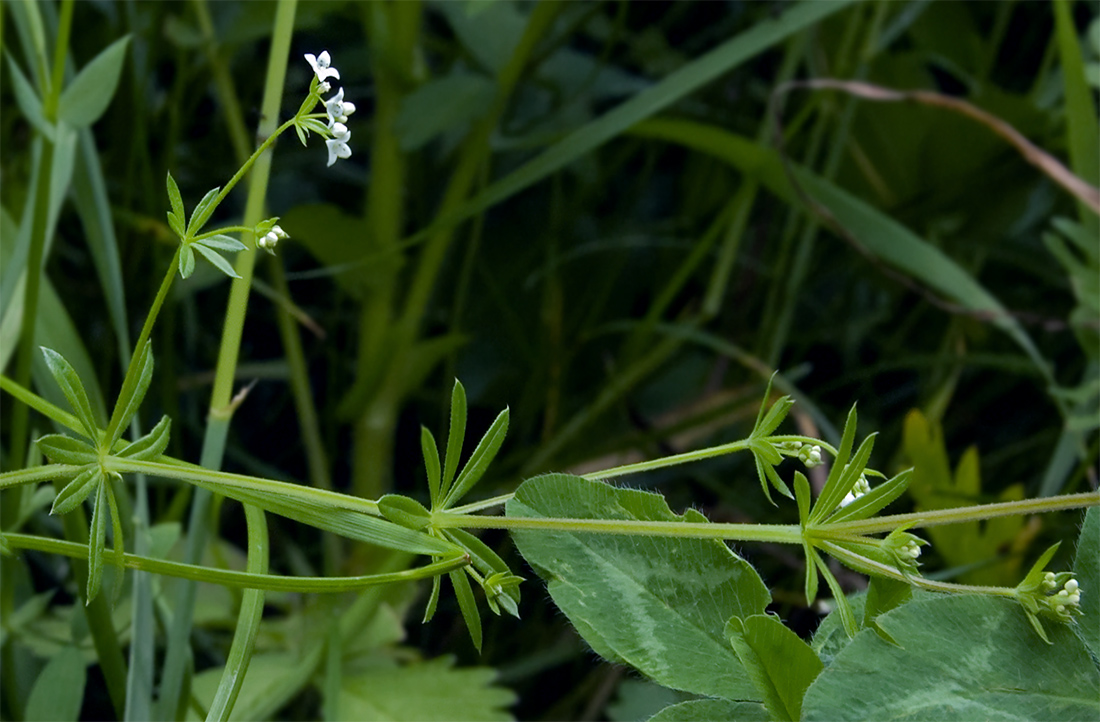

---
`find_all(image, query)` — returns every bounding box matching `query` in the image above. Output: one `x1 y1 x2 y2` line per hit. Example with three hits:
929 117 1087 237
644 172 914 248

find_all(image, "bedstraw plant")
2 2 1098 721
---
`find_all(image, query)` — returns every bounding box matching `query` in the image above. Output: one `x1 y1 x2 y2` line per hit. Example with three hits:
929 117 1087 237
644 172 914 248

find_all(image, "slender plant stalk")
157 2 297 717
3 533 467 592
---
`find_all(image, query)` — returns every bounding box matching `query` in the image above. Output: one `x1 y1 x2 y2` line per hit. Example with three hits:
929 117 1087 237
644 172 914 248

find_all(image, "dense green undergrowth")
1 1 1098 720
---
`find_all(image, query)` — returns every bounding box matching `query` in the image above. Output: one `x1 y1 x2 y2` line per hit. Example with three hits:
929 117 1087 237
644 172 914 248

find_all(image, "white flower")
326 123 352 167
305 51 340 84
324 87 357 128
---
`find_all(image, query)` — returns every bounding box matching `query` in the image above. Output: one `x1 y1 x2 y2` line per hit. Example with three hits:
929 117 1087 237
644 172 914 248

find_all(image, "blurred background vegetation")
2 1 1097 719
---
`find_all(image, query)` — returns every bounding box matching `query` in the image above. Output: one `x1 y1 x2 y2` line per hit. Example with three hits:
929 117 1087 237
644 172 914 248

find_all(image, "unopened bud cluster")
258 225 288 254
1043 572 1082 622
779 441 825 468
839 474 871 508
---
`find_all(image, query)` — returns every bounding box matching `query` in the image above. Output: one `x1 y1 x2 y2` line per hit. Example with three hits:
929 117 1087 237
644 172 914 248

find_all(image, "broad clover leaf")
34 345 170 603
378 379 515 652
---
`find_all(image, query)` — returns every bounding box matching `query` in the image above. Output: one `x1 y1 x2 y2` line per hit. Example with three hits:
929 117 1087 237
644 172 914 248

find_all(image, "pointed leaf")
824 468 911 524
167 210 185 239
50 466 101 515
421 426 442 507
87 480 109 603
441 380 468 499
186 186 222 237
192 242 242 279
196 234 247 252
755 395 794 439
450 569 482 652
6 55 53 140
422 575 442 623
726 614 824 722
104 474 126 600
794 471 811 525
106 341 154 446
179 245 195 278
116 415 171 460
812 432 876 524
166 171 184 226
35 434 97 465
814 549 858 638
58 36 131 127
443 407 509 509
40 347 99 439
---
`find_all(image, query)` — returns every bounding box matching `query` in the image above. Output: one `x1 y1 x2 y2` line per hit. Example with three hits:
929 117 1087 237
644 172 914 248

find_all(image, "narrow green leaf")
794 471 811 525
378 494 432 531
443 407 509 509
106 341 153 447
35 433 97 465
40 347 99 439
179 245 195 278
166 171 184 227
824 469 911 524
197 234 247 252
50 466 101 515
441 380 468 499
104 475 126 601
186 186 222 237
802 596 1100 721
25 645 86 722
87 480 109 603
814 549 858 638
421 426 442 507
726 614 824 722
58 36 131 127
116 415 171 460
6 55 53 140
814 433 876 524
167 211 185 242
755 395 795 438
450 569 483 652
192 242 242 279
423 575 442 623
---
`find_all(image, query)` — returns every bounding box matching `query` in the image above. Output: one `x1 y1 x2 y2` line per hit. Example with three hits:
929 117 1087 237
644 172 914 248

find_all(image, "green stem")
821 492 1100 535
3 533 467 592
435 511 802 544
103 458 380 515
583 439 753 479
206 503 266 722
158 4 297 715
105 247 180 443
817 540 1018 598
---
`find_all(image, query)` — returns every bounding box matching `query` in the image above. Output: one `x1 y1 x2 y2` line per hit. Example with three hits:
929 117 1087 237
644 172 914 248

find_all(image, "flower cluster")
258 225 288 254
839 474 871 507
778 441 825 468
1041 572 1082 622
303 51 356 167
